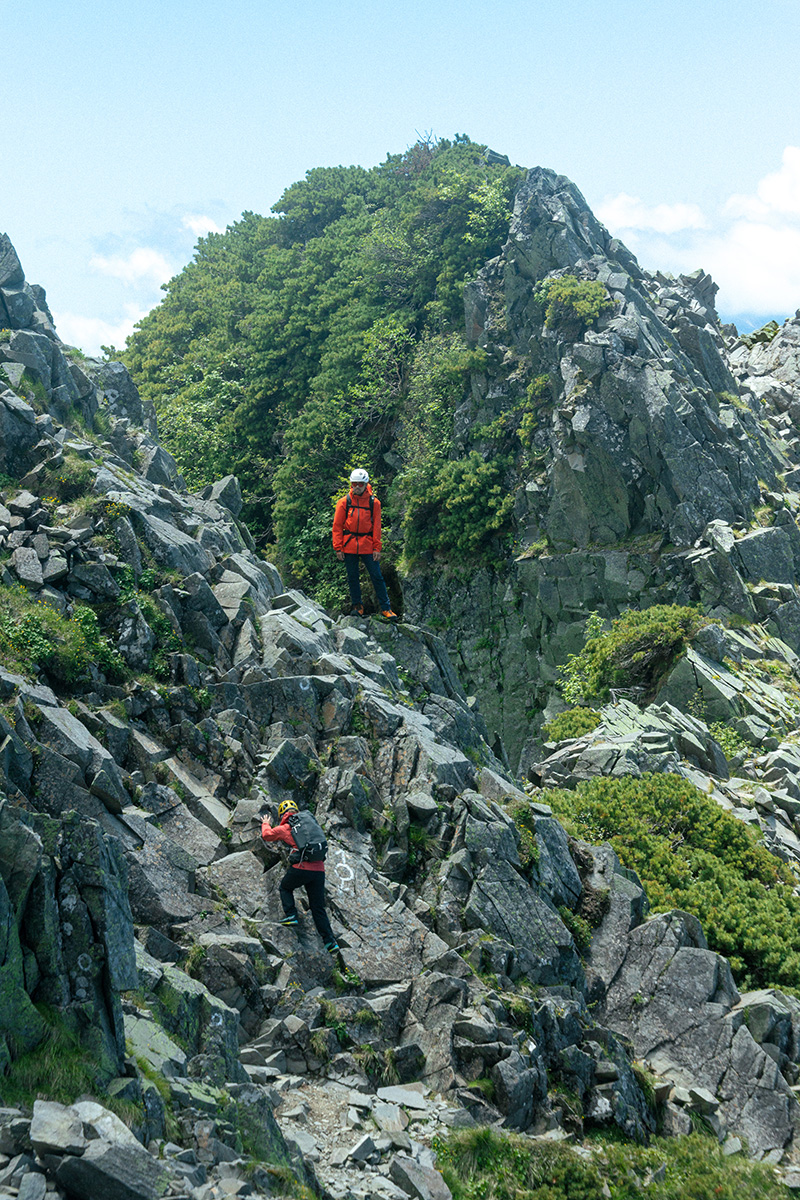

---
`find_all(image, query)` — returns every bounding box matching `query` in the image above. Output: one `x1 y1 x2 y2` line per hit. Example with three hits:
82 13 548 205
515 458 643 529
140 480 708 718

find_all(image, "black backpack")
287 810 328 864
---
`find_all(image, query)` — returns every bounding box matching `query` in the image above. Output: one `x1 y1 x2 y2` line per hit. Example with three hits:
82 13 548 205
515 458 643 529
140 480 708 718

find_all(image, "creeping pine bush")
533 275 614 341
561 605 704 704
401 451 514 567
434 1126 790 1200
541 707 601 742
548 772 800 994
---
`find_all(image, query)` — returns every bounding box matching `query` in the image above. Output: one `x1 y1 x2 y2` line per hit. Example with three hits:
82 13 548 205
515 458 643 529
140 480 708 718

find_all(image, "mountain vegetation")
549 772 800 994
122 137 524 603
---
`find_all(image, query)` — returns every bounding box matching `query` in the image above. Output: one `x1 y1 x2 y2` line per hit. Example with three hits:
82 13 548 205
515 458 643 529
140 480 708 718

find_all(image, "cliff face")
2 219 800 1198
407 170 800 773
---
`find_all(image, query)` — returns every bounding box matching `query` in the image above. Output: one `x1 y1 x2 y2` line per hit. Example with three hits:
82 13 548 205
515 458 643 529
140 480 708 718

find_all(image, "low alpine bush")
541 707 601 742
561 605 705 704
45 452 94 501
533 275 614 341
548 772 800 993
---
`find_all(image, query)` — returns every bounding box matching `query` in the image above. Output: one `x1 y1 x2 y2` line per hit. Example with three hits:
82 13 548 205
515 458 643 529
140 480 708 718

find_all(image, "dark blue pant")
344 553 391 610
279 867 336 944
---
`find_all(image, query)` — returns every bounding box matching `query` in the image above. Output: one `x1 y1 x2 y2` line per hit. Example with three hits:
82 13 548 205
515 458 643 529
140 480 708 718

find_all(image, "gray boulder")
0 390 38 477
82 358 153 432
55 1138 170 1200
0 871 46 1062
29 1100 87 1156
465 859 583 987
34 704 128 812
0 234 24 288
209 474 243 516
600 911 799 1157
390 1154 452 1200
490 1050 547 1130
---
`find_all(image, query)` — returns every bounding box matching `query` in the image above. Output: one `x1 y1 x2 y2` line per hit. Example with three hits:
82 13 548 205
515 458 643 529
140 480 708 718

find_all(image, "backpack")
287 810 328 864
342 493 374 546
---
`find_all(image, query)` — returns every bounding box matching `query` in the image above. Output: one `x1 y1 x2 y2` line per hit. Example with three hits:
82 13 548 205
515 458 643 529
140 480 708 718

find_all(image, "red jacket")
332 485 381 556
261 811 323 872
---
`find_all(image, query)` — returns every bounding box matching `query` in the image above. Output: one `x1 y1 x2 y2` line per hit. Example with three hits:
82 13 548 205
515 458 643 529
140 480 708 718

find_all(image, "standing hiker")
332 468 398 619
260 799 340 955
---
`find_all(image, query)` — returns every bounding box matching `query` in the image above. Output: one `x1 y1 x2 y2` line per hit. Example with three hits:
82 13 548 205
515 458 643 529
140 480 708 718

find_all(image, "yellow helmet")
278 799 299 818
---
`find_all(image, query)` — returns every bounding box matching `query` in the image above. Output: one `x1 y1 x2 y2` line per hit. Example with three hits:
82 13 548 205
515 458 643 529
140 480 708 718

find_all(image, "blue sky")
4 0 800 353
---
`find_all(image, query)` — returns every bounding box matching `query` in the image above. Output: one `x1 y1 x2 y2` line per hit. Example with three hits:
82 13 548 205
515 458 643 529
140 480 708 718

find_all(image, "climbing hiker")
260 799 340 955
332 468 398 620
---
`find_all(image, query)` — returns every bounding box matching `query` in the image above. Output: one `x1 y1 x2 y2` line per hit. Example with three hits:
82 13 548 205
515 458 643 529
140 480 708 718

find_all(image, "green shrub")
542 707 601 742
0 589 128 686
533 275 614 341
402 451 514 567
0 588 90 684
558 906 593 951
708 721 749 761
20 368 49 413
137 593 182 678
184 943 208 978
45 452 94 501
517 374 552 444
71 606 127 682
435 1126 604 1200
548 772 800 993
561 606 704 704
505 801 539 870
434 1126 789 1200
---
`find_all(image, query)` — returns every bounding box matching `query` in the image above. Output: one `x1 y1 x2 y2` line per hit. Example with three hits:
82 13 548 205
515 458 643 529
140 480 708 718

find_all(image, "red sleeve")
372 497 381 553
261 820 297 848
332 497 347 553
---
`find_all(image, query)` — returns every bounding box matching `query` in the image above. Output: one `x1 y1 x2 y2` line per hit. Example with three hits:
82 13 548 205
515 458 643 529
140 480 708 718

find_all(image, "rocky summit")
4 150 800 1199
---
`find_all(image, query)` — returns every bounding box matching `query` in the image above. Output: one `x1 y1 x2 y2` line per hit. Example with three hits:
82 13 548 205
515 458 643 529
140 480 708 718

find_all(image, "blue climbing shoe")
325 940 340 955
280 915 299 927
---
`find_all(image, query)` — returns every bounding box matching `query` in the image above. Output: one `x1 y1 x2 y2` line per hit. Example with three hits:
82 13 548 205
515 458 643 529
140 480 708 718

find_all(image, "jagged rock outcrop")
408 171 800 777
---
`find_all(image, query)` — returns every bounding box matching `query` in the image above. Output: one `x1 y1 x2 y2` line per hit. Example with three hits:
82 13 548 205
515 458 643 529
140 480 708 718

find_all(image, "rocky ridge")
2 222 800 1200
406 169 800 780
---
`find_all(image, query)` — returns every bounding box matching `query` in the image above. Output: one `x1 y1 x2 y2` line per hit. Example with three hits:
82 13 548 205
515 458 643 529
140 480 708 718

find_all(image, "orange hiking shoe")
381 609 399 622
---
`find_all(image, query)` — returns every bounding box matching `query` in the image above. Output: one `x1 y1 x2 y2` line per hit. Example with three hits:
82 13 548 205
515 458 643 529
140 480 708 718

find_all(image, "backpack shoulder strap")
342 492 374 544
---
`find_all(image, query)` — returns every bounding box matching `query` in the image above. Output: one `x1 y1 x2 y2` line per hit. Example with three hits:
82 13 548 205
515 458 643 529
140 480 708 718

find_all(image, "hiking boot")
349 604 364 616
280 915 299 927
380 609 399 622
324 940 340 955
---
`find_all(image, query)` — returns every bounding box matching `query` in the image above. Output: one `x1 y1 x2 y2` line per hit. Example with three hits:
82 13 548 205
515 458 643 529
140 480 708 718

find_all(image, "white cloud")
725 146 800 220
597 192 707 235
182 214 224 237
89 247 174 287
54 304 150 357
598 148 800 323
701 221 800 314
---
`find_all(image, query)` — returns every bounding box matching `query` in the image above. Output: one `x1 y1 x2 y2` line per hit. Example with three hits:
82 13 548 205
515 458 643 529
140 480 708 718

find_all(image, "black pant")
279 867 336 945
344 553 391 610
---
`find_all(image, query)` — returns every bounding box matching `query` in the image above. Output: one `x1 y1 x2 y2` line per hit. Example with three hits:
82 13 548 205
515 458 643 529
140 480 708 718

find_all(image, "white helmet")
350 468 369 483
